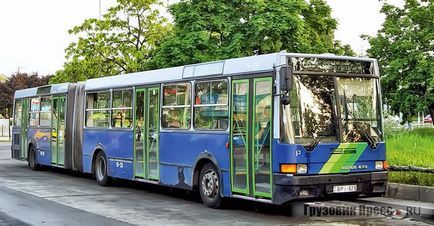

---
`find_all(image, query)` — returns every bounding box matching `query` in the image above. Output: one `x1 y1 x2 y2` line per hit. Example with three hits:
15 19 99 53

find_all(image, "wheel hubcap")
96 157 106 181
201 169 219 198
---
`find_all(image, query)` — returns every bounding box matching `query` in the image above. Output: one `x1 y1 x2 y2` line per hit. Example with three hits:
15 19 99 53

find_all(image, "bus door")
134 87 160 180
230 77 273 198
51 96 66 165
20 99 29 159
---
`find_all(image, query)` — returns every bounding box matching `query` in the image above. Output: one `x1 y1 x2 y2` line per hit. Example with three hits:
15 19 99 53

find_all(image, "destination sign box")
291 57 372 75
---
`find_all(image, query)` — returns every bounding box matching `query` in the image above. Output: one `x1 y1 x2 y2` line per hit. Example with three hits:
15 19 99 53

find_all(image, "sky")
0 0 403 77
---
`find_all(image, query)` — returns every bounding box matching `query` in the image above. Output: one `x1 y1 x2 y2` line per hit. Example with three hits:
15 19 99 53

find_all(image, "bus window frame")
161 82 192 131
39 96 52 128
13 99 22 127
111 88 134 129
27 95 53 128
193 78 229 131
85 90 111 129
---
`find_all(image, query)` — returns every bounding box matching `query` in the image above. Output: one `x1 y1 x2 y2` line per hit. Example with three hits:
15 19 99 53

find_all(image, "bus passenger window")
111 89 133 128
39 96 52 127
86 91 110 128
14 100 23 126
194 80 228 130
162 83 191 129
29 97 40 127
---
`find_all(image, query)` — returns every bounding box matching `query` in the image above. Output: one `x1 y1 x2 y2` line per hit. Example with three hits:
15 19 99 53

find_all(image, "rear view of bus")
272 55 387 204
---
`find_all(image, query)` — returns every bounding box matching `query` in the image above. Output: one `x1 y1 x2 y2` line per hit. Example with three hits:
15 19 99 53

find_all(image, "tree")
151 0 354 68
365 0 434 120
0 74 7 83
50 0 171 84
0 73 51 118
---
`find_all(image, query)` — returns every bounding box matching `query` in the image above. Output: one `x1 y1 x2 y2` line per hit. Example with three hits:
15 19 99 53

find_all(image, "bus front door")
51 96 66 166
134 87 160 181
230 77 273 198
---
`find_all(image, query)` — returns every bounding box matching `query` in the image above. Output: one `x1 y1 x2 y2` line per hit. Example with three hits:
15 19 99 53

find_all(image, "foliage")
387 128 434 186
151 0 354 68
50 0 171 84
364 0 434 121
0 74 7 83
0 73 51 118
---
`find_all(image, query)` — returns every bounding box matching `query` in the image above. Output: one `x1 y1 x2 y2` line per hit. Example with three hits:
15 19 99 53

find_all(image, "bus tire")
28 145 39 171
199 163 223 208
94 151 110 186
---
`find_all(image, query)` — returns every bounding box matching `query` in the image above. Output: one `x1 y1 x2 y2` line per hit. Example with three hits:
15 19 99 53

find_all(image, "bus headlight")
297 164 308 174
375 161 383 170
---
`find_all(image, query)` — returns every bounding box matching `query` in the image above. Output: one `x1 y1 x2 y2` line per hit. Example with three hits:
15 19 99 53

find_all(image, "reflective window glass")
112 89 133 128
162 83 191 129
194 80 228 130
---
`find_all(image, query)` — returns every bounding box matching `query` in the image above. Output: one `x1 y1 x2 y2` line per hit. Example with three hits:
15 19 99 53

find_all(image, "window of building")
112 89 133 128
86 91 110 127
194 80 229 130
39 96 52 127
162 83 191 129
29 97 40 127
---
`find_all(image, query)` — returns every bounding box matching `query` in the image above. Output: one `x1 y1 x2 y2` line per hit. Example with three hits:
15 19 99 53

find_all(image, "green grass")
387 128 434 186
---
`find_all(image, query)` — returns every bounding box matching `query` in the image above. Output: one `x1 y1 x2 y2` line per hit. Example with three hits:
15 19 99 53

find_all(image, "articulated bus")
11 51 388 208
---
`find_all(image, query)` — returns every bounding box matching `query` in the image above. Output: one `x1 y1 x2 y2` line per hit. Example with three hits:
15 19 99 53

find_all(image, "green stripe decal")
319 143 368 174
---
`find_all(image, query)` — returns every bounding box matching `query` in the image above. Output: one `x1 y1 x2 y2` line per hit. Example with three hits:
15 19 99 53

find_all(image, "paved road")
0 143 432 225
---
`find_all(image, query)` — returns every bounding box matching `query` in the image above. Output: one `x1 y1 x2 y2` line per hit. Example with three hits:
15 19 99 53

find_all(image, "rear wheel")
199 163 223 208
28 145 39 171
94 151 110 186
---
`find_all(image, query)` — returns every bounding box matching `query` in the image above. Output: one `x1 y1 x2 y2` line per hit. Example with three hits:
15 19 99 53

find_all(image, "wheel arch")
27 141 37 159
91 144 107 175
192 152 224 197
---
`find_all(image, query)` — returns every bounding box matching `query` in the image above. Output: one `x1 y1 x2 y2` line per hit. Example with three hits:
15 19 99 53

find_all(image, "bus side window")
111 89 133 128
86 91 110 128
29 97 40 127
193 80 228 130
161 83 191 129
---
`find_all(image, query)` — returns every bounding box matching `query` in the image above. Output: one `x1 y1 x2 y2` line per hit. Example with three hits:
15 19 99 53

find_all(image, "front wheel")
28 146 39 171
94 152 110 186
199 163 223 208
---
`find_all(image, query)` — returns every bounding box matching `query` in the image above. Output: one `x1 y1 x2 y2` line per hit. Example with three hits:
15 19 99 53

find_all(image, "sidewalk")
359 197 434 220
386 182 434 203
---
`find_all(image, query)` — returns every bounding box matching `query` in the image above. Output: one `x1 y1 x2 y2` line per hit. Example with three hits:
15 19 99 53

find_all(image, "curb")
386 182 434 203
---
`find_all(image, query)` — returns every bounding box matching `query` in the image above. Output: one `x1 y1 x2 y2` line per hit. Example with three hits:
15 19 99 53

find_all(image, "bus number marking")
116 161 124 168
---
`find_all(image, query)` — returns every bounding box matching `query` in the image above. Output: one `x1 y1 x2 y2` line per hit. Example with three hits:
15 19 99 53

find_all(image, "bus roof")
14 83 70 99
84 52 286 91
13 51 378 97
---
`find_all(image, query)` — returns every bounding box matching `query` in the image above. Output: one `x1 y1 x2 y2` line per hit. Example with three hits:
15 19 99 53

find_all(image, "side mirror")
279 66 293 93
280 66 293 105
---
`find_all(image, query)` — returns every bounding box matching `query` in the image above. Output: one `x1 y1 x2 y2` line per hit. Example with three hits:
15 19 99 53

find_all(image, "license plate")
333 185 357 193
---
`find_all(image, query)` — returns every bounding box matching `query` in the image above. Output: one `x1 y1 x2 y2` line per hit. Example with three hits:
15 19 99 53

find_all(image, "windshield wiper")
305 137 320 152
353 123 377 149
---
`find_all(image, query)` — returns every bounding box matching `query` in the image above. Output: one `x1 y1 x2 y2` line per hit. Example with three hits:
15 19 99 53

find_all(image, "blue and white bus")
11 51 388 208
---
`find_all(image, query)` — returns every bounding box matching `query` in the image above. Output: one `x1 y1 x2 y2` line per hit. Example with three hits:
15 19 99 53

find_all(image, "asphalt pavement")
0 142 432 226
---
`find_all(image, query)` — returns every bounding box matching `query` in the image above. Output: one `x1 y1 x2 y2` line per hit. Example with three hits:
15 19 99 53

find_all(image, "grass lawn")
386 128 434 186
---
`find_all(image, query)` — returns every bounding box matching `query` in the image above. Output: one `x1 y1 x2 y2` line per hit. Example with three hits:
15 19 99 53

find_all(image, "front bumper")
273 171 388 205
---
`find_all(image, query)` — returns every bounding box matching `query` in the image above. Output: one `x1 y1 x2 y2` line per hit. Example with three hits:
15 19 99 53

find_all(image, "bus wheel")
199 163 223 208
28 145 39 171
94 152 110 186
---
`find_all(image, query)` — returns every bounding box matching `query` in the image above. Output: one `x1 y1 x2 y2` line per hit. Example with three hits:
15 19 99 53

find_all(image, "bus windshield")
282 75 382 145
